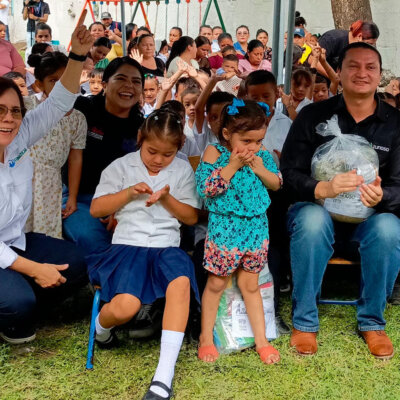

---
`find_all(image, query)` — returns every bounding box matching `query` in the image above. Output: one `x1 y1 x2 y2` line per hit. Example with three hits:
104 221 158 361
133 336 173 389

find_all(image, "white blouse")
94 150 201 248
0 82 79 269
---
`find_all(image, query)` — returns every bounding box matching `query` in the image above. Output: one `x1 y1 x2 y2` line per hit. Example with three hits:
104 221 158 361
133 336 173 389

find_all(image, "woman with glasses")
0 12 92 345
234 25 250 56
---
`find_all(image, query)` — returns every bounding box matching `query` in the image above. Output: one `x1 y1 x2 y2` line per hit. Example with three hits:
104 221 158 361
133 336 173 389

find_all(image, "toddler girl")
195 99 282 364
87 110 201 400
24 51 87 238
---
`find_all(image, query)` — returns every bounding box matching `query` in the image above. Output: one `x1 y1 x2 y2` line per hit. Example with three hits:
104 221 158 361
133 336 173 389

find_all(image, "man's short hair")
35 23 52 36
338 42 382 71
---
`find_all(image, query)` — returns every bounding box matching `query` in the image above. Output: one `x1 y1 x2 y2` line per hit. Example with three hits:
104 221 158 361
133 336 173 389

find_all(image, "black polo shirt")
318 29 349 72
74 94 144 195
280 94 400 215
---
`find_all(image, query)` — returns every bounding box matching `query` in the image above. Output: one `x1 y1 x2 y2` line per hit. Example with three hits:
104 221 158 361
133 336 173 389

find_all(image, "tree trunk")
331 0 372 30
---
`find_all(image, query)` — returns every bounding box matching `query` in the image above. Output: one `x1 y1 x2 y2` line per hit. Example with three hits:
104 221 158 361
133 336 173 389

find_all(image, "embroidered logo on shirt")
88 127 104 141
8 148 28 168
373 145 390 152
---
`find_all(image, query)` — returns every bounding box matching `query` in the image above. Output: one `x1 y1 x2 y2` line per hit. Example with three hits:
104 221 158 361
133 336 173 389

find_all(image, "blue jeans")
287 202 400 332
0 233 87 332
62 190 112 256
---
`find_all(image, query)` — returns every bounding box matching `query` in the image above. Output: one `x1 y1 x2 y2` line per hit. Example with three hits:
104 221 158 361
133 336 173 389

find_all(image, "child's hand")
161 76 175 92
229 148 254 170
273 149 281 159
130 49 143 64
187 65 198 78
62 197 78 219
146 185 170 207
128 182 153 200
281 92 292 108
80 69 89 85
319 47 327 63
100 214 118 232
248 155 265 175
177 59 189 73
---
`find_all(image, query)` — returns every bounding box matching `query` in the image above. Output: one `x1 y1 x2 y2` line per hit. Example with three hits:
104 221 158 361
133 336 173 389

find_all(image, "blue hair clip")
227 98 245 115
257 101 271 117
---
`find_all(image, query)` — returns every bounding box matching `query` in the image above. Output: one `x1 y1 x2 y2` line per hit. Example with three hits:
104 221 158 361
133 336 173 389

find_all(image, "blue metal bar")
86 289 101 370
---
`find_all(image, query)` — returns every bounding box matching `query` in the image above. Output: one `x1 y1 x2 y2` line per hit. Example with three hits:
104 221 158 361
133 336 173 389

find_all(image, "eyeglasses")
0 105 25 120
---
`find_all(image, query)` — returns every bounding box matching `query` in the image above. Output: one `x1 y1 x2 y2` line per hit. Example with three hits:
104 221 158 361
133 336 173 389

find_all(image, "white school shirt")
192 120 218 154
275 97 312 115
181 122 201 156
93 150 202 248
262 110 292 162
0 1 9 25
0 81 79 269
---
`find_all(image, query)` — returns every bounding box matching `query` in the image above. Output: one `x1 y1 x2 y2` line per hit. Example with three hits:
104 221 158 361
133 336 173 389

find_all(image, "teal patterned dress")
195 143 282 276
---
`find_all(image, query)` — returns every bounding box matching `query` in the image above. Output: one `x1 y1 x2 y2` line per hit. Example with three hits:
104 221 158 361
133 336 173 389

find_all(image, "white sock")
150 330 184 398
95 314 112 342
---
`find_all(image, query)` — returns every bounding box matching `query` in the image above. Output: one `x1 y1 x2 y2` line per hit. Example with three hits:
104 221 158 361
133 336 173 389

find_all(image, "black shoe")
389 283 400 305
128 303 163 339
0 326 36 344
142 381 173 400
275 314 291 335
95 329 118 349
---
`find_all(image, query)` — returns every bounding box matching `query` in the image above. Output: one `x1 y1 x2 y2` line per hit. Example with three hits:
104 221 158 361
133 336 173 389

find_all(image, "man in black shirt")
22 0 50 48
281 43 400 360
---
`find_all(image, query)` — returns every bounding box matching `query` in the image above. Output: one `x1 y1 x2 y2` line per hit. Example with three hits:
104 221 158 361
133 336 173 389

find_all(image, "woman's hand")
33 263 69 289
360 176 383 207
187 65 198 78
146 185 170 207
130 49 143 64
70 10 95 56
176 59 189 73
62 197 78 219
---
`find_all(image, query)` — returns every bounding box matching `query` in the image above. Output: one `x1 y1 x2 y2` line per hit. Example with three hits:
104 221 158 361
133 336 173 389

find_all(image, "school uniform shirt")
211 40 220 53
192 120 218 154
275 97 312 115
73 94 144 195
262 111 292 167
0 81 78 269
93 151 201 248
182 122 201 156
142 101 157 117
214 75 242 96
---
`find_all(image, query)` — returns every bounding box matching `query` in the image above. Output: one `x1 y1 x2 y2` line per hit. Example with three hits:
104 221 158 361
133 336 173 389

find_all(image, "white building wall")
7 0 400 75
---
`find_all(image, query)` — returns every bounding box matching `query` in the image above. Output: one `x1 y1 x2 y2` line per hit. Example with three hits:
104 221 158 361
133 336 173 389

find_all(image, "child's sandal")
198 344 219 362
257 345 280 364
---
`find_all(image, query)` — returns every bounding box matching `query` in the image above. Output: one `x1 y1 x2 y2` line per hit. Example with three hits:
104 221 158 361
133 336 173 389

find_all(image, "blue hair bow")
227 98 245 115
257 102 271 117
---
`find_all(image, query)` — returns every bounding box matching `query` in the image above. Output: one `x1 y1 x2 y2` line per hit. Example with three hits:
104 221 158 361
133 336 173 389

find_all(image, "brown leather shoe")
290 328 318 355
359 330 394 360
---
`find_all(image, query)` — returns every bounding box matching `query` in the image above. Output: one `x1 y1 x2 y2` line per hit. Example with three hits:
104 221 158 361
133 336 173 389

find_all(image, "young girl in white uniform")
87 109 201 400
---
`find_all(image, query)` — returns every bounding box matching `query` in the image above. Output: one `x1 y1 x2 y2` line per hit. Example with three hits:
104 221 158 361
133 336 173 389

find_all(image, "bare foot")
198 335 219 362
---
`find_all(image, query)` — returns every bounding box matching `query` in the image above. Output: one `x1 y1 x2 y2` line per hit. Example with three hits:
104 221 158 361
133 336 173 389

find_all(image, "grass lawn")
1 283 400 400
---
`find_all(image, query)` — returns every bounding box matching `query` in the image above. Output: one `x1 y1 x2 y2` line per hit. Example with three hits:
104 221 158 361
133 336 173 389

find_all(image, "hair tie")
227 98 245 115
257 101 271 117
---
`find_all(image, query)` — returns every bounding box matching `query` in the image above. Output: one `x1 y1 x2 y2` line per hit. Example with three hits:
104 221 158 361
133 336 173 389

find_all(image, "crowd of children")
2 8 400 400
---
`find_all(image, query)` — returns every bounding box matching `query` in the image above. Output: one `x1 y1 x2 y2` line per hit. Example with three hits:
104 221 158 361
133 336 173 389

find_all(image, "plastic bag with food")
311 114 379 223
213 266 277 354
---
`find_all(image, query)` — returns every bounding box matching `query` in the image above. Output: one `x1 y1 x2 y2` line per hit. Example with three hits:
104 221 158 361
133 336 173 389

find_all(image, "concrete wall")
7 0 400 75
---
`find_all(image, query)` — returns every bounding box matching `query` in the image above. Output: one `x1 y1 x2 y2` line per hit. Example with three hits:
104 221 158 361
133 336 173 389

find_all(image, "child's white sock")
150 330 184 398
95 314 112 342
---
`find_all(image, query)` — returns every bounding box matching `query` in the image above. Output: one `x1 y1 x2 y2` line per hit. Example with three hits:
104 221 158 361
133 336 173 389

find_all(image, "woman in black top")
133 34 165 77
62 57 145 255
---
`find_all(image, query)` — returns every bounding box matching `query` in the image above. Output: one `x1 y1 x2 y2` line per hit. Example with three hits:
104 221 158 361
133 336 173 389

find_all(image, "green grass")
1 287 400 400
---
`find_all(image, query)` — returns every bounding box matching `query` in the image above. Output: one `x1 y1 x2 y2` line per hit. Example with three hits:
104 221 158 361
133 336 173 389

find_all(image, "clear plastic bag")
311 114 379 223
213 266 277 354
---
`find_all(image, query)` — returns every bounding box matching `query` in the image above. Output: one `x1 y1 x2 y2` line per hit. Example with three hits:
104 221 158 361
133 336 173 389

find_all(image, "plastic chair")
86 287 101 370
318 258 362 306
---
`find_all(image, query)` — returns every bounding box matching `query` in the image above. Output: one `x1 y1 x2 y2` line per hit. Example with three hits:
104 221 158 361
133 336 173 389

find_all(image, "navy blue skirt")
86 245 200 304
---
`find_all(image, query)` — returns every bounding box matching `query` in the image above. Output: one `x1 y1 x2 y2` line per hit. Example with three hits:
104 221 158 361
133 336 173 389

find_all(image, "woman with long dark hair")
166 36 198 77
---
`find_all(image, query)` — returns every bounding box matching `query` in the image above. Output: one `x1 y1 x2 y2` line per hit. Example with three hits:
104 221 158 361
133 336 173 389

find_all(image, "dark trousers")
0 233 88 331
